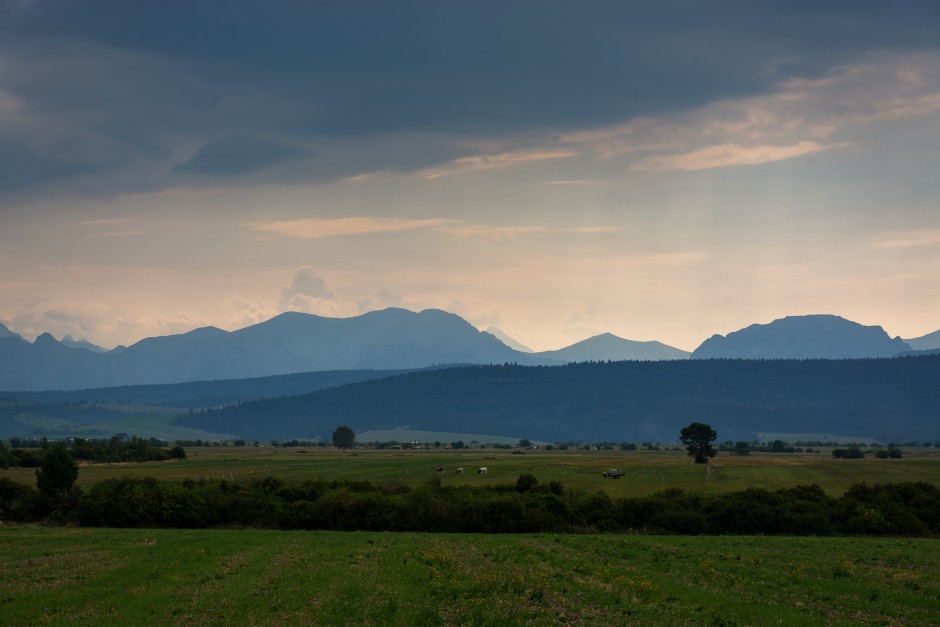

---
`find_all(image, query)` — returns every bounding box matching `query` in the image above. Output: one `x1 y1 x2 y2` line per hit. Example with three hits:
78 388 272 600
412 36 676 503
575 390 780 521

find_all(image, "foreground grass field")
1 526 937 625
6 446 939 498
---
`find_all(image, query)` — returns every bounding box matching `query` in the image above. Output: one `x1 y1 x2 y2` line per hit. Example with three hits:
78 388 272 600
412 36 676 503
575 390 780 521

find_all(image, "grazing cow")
436 466 444 473
477 466 488 475
456 467 464 474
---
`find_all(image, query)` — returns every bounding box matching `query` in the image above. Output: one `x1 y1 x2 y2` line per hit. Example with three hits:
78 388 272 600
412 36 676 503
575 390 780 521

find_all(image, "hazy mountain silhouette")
533 332 690 362
0 323 25 342
904 329 940 351
691 315 912 359
485 327 533 353
60 335 108 353
0 308 548 391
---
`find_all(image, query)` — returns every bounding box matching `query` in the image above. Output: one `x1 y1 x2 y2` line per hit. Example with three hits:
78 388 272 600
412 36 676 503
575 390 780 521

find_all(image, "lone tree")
332 425 356 450
36 442 78 497
679 422 718 464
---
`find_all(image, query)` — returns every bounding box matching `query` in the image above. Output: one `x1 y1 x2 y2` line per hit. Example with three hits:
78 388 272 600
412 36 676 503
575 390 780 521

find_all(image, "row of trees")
0 438 185 468
2 473 937 537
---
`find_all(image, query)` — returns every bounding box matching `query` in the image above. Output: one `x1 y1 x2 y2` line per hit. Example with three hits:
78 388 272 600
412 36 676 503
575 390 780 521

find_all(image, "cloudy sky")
1 1 938 352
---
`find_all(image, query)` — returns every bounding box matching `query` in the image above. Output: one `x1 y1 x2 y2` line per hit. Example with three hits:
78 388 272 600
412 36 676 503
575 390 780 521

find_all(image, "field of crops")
4 446 939 624
5 446 939 498
1 526 937 625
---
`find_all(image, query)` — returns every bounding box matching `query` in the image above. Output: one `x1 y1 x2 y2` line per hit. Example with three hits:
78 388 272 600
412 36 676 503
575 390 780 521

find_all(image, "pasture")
1 526 937 625
5 446 940 498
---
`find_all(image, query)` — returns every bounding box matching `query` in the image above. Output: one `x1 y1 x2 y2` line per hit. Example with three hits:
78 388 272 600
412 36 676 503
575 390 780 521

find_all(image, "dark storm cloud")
1 1 938 194
172 136 315 177
0 138 100 190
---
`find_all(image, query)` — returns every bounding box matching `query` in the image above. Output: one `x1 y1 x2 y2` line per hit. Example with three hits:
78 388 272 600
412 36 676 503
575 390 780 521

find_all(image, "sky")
1 1 939 352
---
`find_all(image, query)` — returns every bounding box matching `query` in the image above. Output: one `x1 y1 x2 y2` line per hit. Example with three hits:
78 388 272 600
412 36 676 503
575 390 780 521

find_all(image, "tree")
332 425 356 450
679 422 718 464
35 443 78 497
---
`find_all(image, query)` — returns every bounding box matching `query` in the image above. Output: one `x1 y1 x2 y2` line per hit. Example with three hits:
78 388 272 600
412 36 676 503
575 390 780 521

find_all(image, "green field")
5 446 939 498
4 447 940 624
0 526 936 625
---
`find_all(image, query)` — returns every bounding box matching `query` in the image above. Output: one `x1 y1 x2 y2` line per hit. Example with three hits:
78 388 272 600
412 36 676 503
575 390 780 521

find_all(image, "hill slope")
177 356 940 443
905 329 940 351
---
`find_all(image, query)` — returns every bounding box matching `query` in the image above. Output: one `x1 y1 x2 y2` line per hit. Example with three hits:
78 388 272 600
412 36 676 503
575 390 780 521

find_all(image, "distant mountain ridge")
485 327 533 353
0 323 25 342
691 315 912 359
2 310 935 391
904 329 940 351
533 332 690 362
0 309 550 391
59 335 108 353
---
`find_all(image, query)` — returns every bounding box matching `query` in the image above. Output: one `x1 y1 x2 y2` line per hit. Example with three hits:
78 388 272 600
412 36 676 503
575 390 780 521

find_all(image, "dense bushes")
3 475 939 537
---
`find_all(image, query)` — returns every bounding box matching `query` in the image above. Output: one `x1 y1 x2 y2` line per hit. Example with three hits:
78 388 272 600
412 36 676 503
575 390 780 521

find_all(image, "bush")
515 473 538 493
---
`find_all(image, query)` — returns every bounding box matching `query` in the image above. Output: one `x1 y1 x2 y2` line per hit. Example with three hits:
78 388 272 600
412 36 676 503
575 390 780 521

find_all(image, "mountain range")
0 311 937 392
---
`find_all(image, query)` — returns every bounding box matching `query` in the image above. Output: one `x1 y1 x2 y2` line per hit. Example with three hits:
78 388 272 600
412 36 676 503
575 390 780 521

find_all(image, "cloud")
562 309 612 342
249 217 552 241
80 217 137 227
220 296 277 331
279 266 337 309
438 224 548 240
559 226 624 235
355 287 422 314
9 300 207 347
2 5 938 198
281 293 346 318
277 267 347 317
561 51 940 173
252 217 456 239
172 135 315 177
630 141 833 172
414 149 577 180
871 229 940 249
78 216 143 237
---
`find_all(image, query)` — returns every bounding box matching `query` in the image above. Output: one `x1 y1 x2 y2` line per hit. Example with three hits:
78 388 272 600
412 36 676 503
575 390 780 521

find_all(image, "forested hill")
1 369 416 409
176 356 940 443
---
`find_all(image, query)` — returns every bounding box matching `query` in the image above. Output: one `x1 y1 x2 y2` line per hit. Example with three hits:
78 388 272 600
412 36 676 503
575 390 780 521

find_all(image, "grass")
0 526 937 625
5 446 939 498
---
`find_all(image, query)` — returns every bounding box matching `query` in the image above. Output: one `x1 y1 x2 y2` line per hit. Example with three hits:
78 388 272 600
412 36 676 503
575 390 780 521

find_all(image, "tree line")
0 437 184 468
2 472 938 537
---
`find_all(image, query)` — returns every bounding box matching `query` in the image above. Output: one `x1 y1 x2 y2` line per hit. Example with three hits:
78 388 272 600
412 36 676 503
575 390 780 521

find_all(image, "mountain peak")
692 314 912 359
534 332 690 362
60 335 108 353
34 332 60 345
485 327 534 353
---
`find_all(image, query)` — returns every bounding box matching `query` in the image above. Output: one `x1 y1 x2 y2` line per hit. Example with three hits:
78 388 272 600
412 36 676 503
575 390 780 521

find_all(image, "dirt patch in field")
1 550 121 594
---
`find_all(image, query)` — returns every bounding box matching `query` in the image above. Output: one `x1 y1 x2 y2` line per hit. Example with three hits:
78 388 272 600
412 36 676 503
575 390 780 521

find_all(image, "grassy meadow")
5 445 939 498
1 526 937 625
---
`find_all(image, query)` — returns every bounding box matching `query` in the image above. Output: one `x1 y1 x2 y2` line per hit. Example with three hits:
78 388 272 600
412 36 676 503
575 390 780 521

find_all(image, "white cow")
477 466 488 475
